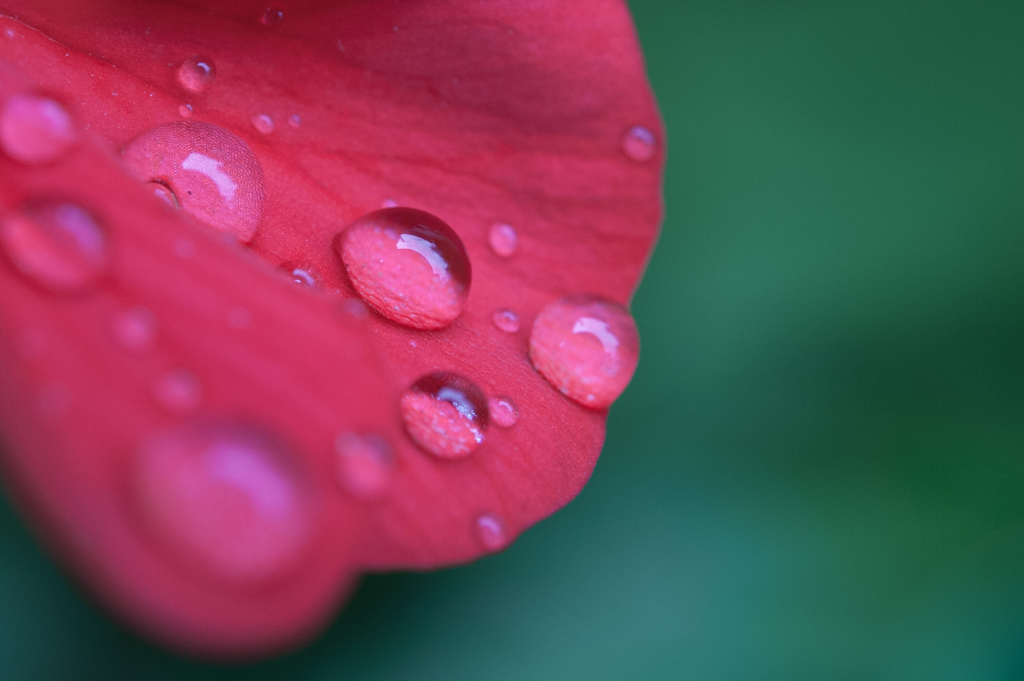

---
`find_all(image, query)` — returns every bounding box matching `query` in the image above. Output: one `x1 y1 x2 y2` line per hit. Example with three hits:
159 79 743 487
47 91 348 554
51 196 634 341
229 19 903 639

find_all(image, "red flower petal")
0 0 662 657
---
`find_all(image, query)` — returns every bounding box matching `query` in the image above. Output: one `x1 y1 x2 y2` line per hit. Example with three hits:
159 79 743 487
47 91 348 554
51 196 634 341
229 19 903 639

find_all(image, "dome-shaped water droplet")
152 368 202 413
488 222 518 258
147 180 179 208
133 422 313 582
400 372 489 458
287 113 301 128
476 513 508 551
0 201 108 293
260 6 284 26
622 125 657 162
176 56 216 93
334 432 394 500
492 308 520 333
487 396 519 428
122 121 265 243
529 294 640 409
0 94 78 165
178 103 193 118
336 208 471 330
110 306 158 352
251 113 275 135
288 266 316 288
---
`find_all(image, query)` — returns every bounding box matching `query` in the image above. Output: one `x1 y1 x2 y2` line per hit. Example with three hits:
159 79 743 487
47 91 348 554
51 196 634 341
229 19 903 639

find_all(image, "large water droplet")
622 125 657 162
122 121 265 243
176 56 216 93
133 422 312 582
251 113 275 135
336 208 471 330
488 222 518 258
0 94 78 165
492 308 520 333
400 372 489 458
476 513 508 551
152 368 202 413
110 306 158 352
0 201 108 293
529 294 640 409
487 396 519 428
334 432 394 500
260 6 285 26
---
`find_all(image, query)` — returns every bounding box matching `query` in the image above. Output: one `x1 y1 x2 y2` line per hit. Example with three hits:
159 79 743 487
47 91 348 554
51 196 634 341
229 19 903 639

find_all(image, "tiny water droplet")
334 432 394 500
111 306 158 352
341 298 369 320
622 125 657 162
0 94 78 165
178 103 193 118
37 382 72 417
336 208 471 330
251 113 275 135
487 397 519 427
381 199 398 208
152 368 202 413
0 201 108 293
227 306 252 329
529 294 640 409
287 113 301 128
476 513 508 551
260 6 284 26
492 309 520 333
176 56 216 93
400 372 489 458
288 266 316 288
15 328 48 359
147 180 179 208
122 122 266 243
488 222 518 258
173 238 195 258
133 422 312 582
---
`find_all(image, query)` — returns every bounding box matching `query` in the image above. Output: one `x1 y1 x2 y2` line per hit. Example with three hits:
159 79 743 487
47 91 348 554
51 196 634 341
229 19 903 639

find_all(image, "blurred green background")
3 0 1024 678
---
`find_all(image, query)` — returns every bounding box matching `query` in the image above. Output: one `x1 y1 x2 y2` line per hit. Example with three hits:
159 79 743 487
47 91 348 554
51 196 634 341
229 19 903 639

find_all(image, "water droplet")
111 306 158 352
334 432 394 500
0 201 108 293
622 125 657 162
476 513 508 551
133 422 312 582
492 308 520 333
0 94 78 165
287 113 301 128
227 306 252 329
37 382 72 417
178 103 193 118
260 6 284 26
341 298 368 319
251 113 275 135
529 294 640 409
336 208 471 330
487 397 519 428
488 222 518 258
381 199 398 208
15 328 48 358
400 372 489 458
122 121 266 243
288 266 316 288
147 180 179 208
176 55 216 93
152 368 202 413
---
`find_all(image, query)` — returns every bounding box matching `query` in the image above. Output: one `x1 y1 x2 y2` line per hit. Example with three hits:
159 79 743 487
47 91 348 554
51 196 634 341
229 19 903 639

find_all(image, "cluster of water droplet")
0 41 657 574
